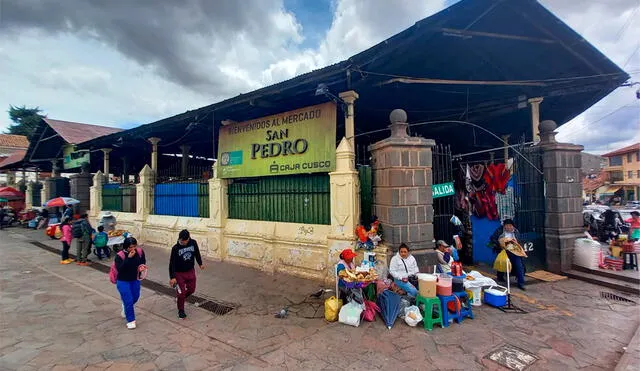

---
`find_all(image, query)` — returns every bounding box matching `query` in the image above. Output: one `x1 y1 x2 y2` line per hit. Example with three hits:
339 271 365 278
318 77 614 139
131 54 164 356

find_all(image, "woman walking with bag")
115 237 146 329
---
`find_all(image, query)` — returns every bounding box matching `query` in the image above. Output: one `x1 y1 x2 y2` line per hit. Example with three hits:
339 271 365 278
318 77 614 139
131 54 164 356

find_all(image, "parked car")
625 201 640 209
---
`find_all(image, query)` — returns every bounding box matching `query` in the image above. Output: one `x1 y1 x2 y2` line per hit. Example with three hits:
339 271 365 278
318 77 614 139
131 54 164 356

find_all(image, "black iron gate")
432 144 455 245
512 143 546 269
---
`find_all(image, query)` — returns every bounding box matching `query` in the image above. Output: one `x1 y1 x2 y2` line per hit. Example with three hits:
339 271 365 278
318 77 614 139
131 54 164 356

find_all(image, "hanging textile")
483 163 511 194
469 164 486 193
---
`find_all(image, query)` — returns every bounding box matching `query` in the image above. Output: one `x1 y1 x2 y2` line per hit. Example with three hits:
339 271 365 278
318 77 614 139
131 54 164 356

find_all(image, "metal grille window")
228 174 330 225
102 184 137 213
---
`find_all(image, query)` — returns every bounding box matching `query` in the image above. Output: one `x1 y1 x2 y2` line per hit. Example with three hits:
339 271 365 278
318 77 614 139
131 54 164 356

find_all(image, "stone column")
148 137 161 172
51 160 60 178
101 148 112 181
40 180 48 205
70 169 92 214
369 109 436 268
207 162 228 260
180 145 191 178
326 137 361 281
136 165 154 219
122 157 130 183
339 91 359 151
529 97 544 144
539 120 584 273
25 182 33 209
6 171 16 187
89 171 104 218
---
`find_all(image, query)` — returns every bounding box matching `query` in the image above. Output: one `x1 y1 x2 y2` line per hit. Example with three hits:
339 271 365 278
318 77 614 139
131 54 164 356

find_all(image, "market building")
0 118 122 210
77 0 628 281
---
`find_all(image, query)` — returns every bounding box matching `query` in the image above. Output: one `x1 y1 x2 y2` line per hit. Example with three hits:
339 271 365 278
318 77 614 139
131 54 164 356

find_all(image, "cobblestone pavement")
1 229 638 370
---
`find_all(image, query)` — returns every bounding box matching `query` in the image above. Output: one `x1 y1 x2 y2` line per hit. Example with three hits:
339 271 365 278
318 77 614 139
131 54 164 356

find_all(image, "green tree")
6 105 45 139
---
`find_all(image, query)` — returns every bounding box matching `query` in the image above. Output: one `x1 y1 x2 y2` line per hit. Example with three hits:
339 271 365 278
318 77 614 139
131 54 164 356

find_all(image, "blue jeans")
394 279 418 297
116 280 141 322
497 251 525 286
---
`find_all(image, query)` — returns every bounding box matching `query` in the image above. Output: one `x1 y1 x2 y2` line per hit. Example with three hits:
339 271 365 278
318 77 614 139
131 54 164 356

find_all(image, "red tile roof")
601 143 640 157
0 149 26 168
43 118 123 144
0 134 29 149
583 170 608 192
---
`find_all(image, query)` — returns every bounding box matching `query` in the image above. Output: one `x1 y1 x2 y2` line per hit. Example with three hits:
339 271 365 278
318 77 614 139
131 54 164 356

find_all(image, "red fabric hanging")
483 163 511 194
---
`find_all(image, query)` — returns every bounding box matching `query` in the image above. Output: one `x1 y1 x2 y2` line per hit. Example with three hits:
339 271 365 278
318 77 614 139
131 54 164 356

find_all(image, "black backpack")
71 220 84 238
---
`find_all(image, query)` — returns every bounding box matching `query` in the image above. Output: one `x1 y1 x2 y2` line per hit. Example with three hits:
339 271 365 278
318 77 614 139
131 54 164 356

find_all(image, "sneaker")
76 261 83 265
66 258 75 263
121 305 125 318
178 310 187 319
517 284 526 291
60 260 71 265
126 321 136 329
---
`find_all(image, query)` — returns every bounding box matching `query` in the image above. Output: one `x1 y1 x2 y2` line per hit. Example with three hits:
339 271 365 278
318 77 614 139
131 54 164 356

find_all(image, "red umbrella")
0 187 25 201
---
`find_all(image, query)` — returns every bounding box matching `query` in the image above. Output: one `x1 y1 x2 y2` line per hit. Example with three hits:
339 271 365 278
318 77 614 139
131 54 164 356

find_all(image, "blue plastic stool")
437 294 460 326
453 291 474 322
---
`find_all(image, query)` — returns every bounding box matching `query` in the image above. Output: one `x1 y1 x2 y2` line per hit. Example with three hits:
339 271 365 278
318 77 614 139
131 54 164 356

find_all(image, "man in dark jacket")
489 219 526 290
168 229 204 319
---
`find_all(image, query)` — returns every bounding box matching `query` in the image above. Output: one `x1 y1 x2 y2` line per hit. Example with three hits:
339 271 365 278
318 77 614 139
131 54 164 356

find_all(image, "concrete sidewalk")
3 228 640 370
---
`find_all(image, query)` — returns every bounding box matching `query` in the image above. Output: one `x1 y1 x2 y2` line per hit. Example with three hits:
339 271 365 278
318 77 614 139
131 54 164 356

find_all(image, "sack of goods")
573 238 601 269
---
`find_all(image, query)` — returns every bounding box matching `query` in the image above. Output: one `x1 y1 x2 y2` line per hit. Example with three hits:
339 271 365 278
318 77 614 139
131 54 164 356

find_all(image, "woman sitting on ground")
388 243 419 297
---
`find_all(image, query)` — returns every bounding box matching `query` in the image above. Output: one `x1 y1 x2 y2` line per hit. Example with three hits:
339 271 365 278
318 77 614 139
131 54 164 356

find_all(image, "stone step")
565 269 640 295
572 264 640 285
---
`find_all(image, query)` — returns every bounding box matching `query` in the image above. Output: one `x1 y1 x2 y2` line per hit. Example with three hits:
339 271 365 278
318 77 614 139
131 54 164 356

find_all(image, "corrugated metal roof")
0 134 29 149
602 143 640 158
43 118 123 144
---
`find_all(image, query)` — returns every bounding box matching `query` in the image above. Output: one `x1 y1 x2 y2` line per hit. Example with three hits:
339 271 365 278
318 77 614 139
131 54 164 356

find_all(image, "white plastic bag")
404 305 423 327
338 301 364 327
464 271 497 289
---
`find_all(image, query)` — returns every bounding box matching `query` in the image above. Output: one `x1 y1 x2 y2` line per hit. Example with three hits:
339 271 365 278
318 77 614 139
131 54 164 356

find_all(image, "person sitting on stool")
490 219 527 290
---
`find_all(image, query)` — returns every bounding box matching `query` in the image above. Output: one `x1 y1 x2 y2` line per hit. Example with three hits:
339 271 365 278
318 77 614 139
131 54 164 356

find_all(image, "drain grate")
30 241 236 315
601 291 637 304
485 345 538 371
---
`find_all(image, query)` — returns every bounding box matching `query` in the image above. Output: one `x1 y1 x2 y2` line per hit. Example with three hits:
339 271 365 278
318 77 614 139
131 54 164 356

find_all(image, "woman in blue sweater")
115 237 146 329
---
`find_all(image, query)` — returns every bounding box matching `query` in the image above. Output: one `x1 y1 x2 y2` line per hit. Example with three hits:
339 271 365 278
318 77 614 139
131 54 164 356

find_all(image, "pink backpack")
109 248 143 284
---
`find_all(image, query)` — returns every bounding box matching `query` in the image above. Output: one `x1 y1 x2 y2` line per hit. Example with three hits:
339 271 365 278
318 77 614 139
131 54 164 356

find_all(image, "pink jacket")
61 224 72 244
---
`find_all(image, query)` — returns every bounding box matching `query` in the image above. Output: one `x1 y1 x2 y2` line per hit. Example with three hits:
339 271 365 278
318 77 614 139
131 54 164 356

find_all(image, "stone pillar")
207 162 228 260
326 137 361 281
529 97 544 144
180 145 191 178
539 120 584 273
89 171 103 218
339 91 359 151
70 169 92 214
101 148 112 181
122 157 130 183
6 171 16 187
51 160 60 178
148 137 161 172
25 182 33 209
136 165 154 219
40 180 48 206
369 109 436 268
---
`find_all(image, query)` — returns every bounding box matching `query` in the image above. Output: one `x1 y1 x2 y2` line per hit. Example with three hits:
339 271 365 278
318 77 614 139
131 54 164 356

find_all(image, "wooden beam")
439 28 556 44
381 77 546 87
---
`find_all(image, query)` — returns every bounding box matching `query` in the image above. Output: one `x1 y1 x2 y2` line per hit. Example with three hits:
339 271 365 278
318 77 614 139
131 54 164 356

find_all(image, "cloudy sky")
0 0 638 154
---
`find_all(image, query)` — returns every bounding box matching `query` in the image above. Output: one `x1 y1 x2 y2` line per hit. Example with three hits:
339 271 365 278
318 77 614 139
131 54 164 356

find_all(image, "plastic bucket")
436 275 452 296
467 287 482 306
417 273 437 297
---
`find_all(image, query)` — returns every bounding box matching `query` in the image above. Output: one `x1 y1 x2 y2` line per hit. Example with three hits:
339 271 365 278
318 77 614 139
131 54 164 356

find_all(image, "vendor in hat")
336 248 358 301
435 240 453 274
490 219 526 290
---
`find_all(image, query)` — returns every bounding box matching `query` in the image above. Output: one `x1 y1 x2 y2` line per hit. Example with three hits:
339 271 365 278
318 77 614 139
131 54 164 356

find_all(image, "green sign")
62 144 90 170
218 102 337 178
432 182 455 199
